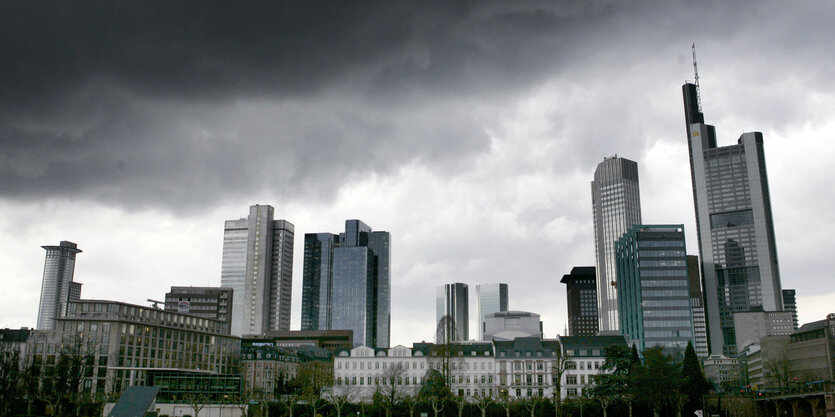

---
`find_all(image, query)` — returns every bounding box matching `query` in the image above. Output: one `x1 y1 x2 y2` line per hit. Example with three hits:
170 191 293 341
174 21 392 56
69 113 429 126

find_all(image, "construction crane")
692 43 702 112
147 299 165 309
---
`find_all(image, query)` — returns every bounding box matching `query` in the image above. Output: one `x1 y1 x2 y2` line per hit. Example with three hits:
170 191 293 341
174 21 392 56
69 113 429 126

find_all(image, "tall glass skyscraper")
616 225 695 355
683 82 783 356
592 156 642 331
36 241 82 330
476 283 508 340
220 204 294 337
300 220 391 348
436 283 469 343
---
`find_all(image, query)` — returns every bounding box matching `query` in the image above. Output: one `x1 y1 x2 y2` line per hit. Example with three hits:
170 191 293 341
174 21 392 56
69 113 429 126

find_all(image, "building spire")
692 43 702 113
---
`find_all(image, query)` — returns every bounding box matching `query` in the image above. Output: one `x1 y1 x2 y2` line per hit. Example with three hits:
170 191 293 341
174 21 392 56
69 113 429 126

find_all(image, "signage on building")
178 300 190 313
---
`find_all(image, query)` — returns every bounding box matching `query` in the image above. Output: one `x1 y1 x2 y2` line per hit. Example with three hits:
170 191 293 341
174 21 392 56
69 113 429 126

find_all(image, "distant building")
220 204 294 336
301 220 391 348
36 241 82 330
246 329 354 352
683 82 784 356
782 289 799 330
0 328 32 365
592 156 642 332
560 266 599 337
483 311 542 341
494 337 562 398
333 344 431 400
436 283 469 343
164 286 233 324
476 284 509 340
29 299 240 394
732 310 794 354
687 255 709 357
736 335 790 391
702 355 741 390
785 314 835 383
616 225 695 355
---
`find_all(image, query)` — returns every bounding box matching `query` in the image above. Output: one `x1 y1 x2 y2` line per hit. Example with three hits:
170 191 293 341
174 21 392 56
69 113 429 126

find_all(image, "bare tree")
326 385 356 417
471 386 495 417
453 392 467 417
278 394 299 417
764 354 794 392
0 342 28 416
378 362 408 417
185 393 210 417
550 348 571 417
522 394 542 417
401 394 421 417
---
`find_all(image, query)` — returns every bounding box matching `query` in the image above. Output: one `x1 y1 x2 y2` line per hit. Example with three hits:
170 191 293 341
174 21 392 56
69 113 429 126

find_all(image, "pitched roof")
107 386 159 417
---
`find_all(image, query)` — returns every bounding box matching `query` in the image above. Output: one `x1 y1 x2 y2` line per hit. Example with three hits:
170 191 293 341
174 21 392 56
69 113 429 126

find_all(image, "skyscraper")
220 204 294 337
560 266 599 337
616 225 695 355
436 283 469 343
36 241 82 330
476 283 509 340
687 255 709 357
683 82 783 356
782 289 798 330
592 156 642 331
300 220 391 348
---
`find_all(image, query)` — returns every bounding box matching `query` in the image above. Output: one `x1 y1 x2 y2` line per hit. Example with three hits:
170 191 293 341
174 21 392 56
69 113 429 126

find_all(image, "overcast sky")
2 1 834 346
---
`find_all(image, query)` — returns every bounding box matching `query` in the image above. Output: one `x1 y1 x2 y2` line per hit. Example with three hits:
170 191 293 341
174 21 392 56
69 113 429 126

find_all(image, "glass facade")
616 225 695 356
683 83 783 356
476 283 509 340
36 241 82 331
591 157 642 331
301 220 390 348
220 205 294 336
436 283 469 343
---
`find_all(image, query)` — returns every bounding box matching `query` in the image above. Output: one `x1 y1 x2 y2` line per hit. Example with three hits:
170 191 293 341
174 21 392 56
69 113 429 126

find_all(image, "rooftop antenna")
692 43 703 112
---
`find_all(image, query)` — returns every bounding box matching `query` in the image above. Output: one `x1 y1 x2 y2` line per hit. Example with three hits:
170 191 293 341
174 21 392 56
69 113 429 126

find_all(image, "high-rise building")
436 283 468 343
476 283 508 340
782 289 798 330
686 256 709 357
36 241 82 330
164 286 233 324
220 204 294 337
300 220 391 348
683 82 783 356
616 225 695 355
560 266 599 337
592 156 642 331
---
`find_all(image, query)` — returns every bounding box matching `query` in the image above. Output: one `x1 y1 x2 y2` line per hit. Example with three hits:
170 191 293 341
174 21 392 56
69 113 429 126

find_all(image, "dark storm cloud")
1 0 832 212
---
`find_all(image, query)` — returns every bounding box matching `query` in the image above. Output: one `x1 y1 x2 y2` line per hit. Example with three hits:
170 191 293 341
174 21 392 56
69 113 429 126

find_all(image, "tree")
521 393 542 417
453 392 467 417
680 341 710 417
185 393 210 417
631 347 678 417
326 385 356 417
550 345 571 417
764 353 794 392
0 344 27 416
378 362 408 417
471 386 494 417
401 394 421 417
592 344 635 417
295 361 332 417
418 369 450 417
277 393 299 417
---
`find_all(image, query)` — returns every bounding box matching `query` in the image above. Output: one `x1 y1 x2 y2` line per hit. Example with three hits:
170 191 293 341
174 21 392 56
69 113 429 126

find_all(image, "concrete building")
437 283 469 343
36 241 83 331
591 156 642 332
221 204 294 336
164 286 233 324
560 267 599 337
732 310 794 354
333 344 432 400
616 225 695 355
687 255 709 357
483 311 542 341
683 82 784 356
785 314 835 383
736 335 790 391
301 220 391 348
28 299 240 394
247 329 354 352
558 335 628 398
703 355 742 390
476 284 509 340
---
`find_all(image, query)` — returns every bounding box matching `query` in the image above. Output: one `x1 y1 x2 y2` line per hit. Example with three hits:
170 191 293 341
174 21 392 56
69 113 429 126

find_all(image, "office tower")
220 204 294 337
592 156 642 331
436 283 469 343
616 225 695 355
687 256 709 357
560 266 599 337
683 82 783 355
36 241 82 330
782 289 798 330
732 310 794 352
164 286 233 324
476 283 509 340
300 220 391 348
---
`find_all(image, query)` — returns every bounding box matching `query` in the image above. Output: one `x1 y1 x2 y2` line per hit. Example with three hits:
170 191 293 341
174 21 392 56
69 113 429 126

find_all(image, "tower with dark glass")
436 283 469 343
683 82 783 355
592 156 642 331
301 220 391 348
560 266 599 336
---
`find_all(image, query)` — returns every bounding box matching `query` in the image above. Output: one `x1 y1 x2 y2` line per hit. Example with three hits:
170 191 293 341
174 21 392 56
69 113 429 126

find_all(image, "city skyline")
2 1 835 348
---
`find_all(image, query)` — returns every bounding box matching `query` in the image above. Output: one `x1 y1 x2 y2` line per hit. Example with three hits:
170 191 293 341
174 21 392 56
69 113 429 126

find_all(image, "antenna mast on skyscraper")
692 43 702 112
